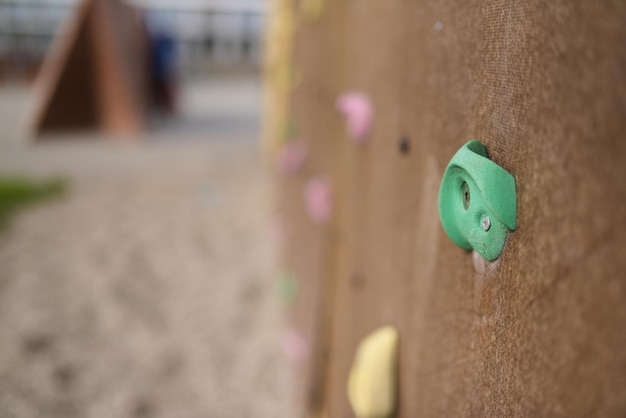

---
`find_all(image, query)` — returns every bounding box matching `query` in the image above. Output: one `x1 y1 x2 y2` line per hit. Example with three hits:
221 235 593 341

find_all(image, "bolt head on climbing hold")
481 216 491 231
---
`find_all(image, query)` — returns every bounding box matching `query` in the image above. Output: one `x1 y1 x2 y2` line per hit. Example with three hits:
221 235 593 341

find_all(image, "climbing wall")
267 0 626 416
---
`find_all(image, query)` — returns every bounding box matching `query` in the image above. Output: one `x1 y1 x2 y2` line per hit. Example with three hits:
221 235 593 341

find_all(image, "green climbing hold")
274 272 299 305
439 140 517 261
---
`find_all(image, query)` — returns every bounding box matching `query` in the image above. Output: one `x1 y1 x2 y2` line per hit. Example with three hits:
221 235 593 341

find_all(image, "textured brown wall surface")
277 3 347 412
278 0 626 416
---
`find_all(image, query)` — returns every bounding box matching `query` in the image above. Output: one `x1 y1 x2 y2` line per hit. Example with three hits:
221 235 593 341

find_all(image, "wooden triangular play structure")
28 0 149 138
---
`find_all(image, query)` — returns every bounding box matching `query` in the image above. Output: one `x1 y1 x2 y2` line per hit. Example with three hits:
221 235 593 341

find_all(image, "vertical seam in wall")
312 0 349 415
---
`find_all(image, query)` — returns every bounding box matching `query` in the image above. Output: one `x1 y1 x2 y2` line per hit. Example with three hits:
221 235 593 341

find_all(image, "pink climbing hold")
281 330 309 363
304 177 332 224
336 92 373 143
276 142 308 174
270 216 291 246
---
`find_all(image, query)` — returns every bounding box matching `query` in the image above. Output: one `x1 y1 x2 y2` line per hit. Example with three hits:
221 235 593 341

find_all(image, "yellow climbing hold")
348 326 399 418
300 0 325 21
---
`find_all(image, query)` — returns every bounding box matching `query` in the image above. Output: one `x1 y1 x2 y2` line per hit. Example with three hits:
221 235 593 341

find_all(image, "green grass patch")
0 176 68 228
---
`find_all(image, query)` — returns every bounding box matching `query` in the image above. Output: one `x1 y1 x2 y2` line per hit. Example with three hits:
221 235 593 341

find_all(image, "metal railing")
0 0 266 82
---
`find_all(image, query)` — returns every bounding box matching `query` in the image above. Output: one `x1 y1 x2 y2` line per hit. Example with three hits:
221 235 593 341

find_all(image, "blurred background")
0 0 265 80
0 0 296 416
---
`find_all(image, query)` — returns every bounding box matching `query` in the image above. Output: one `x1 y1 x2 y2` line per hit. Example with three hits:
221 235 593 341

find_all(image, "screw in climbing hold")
481 215 491 231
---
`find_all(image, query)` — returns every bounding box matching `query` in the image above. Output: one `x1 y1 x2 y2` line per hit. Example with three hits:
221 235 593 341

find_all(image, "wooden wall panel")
321 2 418 417
276 1 348 415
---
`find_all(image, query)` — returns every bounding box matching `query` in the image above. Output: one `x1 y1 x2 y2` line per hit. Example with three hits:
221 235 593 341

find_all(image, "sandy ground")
0 77 295 417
